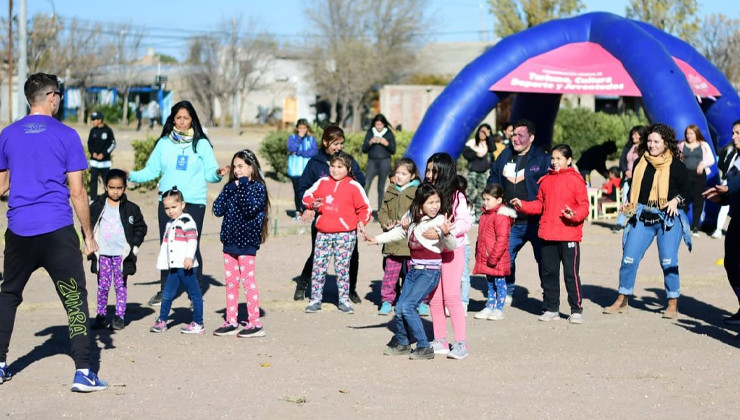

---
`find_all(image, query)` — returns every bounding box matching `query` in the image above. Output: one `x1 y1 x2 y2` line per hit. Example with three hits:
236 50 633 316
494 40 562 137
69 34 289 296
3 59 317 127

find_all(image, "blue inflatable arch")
406 12 740 174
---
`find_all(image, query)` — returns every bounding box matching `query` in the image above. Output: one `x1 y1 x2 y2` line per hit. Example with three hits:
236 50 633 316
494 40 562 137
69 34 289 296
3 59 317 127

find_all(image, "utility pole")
16 0 27 119
7 0 13 121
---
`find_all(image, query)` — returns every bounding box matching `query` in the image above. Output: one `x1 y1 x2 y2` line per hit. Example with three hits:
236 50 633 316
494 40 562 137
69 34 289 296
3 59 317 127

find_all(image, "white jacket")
374 213 456 254
156 212 199 270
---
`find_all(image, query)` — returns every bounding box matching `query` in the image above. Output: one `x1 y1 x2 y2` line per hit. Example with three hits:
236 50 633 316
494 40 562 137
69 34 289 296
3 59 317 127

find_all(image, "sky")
2 0 739 60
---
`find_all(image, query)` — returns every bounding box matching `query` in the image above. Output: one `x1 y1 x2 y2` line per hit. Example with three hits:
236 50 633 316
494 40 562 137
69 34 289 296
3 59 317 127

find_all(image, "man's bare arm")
67 170 97 255
0 170 9 196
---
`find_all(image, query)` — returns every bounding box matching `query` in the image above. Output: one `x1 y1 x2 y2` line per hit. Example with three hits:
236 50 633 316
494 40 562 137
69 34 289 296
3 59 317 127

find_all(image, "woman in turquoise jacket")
129 100 228 306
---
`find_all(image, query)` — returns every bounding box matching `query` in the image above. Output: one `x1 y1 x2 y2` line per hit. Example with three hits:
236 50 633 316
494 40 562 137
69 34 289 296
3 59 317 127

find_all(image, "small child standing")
303 151 372 314
376 158 420 315
212 149 270 338
473 184 516 321
367 184 457 360
89 169 147 330
150 187 204 334
511 144 589 324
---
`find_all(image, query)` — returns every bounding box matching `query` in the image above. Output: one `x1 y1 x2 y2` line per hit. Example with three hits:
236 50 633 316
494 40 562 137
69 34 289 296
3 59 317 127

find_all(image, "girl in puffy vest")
511 144 589 324
376 158 421 315
473 184 516 321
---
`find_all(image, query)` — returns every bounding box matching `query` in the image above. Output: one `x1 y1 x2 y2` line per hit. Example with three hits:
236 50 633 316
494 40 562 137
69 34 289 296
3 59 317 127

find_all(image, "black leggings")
540 240 582 313
298 219 359 293
365 157 392 211
0 226 92 368
158 202 206 290
686 170 707 230
290 177 302 213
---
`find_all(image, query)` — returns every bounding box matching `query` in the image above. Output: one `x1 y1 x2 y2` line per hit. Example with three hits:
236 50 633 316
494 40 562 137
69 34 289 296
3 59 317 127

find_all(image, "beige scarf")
626 151 672 213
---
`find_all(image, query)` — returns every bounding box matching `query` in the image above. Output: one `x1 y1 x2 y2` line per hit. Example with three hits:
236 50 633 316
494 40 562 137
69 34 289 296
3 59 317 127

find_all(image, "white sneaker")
504 295 513 306
538 311 560 322
712 230 723 239
430 339 450 355
568 313 584 324
487 309 505 321
474 307 495 319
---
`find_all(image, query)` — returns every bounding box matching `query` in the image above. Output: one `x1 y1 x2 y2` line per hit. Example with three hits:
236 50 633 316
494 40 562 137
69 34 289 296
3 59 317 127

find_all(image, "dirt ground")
0 124 738 419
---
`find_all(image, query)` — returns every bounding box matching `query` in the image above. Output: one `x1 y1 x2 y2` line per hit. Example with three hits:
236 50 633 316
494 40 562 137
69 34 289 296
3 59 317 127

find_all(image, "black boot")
294 280 307 301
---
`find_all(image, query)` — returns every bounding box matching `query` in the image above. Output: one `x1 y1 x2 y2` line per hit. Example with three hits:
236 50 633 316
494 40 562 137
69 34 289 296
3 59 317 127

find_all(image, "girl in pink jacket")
302 151 372 314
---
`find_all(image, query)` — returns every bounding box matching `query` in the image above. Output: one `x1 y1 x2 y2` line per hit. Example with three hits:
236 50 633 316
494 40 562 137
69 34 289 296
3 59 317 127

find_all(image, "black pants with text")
158 202 206 290
0 225 92 369
298 219 359 294
540 240 583 313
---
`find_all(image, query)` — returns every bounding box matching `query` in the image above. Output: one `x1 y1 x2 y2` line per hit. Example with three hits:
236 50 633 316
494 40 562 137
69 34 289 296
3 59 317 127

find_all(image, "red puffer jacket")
473 203 517 277
518 167 589 242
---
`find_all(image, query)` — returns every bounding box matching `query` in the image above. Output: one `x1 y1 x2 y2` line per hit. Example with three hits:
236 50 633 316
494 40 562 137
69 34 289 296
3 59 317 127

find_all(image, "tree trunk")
79 82 87 123
232 91 239 132
351 101 362 132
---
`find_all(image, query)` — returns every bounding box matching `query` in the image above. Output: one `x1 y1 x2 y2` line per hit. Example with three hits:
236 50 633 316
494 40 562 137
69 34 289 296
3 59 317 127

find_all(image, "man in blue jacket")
487 119 550 304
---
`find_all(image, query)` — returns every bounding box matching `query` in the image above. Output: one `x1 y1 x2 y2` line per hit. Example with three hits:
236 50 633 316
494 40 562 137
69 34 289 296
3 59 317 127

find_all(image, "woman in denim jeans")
603 123 692 319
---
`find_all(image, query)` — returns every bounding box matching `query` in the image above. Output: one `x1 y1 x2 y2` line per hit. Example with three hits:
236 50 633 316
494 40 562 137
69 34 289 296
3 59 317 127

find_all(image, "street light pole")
16 0 27 119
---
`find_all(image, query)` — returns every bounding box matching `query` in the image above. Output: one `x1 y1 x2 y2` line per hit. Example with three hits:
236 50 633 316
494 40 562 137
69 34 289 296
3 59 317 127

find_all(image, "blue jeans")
461 244 471 305
618 209 689 299
160 268 203 325
507 221 542 296
394 268 441 348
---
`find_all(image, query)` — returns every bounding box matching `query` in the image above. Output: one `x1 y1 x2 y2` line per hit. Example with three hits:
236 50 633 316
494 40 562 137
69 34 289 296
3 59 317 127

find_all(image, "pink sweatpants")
223 253 261 328
430 246 466 342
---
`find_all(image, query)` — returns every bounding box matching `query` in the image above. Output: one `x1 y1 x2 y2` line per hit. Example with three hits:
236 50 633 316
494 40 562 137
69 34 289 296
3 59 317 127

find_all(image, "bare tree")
697 14 740 85
27 13 62 74
57 18 108 121
307 0 428 131
185 18 274 129
106 23 145 125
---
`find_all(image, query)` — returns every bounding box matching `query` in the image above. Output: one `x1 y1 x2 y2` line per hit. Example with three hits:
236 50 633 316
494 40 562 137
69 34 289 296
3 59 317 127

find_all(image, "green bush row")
553 108 648 158
130 135 160 191
257 109 648 183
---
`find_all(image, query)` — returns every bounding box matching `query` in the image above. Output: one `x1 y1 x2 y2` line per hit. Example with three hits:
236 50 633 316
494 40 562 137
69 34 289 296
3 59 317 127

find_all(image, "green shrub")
89 102 136 125
259 130 292 182
259 127 417 182
553 108 648 159
130 135 160 191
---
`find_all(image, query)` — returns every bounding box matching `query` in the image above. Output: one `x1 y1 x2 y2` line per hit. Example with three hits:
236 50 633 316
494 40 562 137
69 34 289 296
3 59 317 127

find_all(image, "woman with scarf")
603 123 691 319
362 114 396 212
129 100 229 306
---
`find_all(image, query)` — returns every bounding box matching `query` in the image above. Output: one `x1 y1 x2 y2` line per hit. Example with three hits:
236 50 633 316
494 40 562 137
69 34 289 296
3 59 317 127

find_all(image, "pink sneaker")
180 322 205 335
150 318 167 333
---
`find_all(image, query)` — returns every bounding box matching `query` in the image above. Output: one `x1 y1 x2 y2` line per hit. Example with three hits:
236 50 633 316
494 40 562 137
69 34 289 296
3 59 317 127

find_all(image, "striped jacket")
156 212 199 270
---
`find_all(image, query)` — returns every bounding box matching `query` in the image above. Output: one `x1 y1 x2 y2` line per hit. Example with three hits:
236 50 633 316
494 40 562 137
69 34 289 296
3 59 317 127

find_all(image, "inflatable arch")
406 12 740 177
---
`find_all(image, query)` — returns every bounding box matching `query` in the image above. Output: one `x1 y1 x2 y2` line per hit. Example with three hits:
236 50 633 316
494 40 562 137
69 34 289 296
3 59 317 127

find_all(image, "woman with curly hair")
603 123 692 319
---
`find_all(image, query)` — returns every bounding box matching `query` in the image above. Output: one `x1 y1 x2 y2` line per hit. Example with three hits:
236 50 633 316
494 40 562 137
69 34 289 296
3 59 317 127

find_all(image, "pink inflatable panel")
490 42 720 97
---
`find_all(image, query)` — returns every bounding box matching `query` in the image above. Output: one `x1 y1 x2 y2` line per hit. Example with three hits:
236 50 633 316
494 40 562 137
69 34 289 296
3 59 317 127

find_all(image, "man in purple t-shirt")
0 73 108 392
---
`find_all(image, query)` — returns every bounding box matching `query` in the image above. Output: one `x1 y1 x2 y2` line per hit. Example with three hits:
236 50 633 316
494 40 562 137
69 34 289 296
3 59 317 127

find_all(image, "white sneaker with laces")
487 309 505 321
568 313 584 324
474 307 495 319
430 339 450 355
538 311 560 322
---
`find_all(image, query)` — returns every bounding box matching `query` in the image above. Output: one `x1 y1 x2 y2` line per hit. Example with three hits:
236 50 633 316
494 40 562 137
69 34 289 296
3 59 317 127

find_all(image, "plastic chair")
601 188 622 219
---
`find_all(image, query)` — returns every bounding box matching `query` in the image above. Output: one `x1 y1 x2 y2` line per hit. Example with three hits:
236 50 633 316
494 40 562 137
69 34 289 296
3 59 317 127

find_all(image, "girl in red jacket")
511 144 589 324
302 151 372 314
473 184 517 321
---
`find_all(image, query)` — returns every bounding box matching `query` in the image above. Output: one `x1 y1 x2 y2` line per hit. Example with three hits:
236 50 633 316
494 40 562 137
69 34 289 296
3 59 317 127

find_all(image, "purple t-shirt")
0 115 88 236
